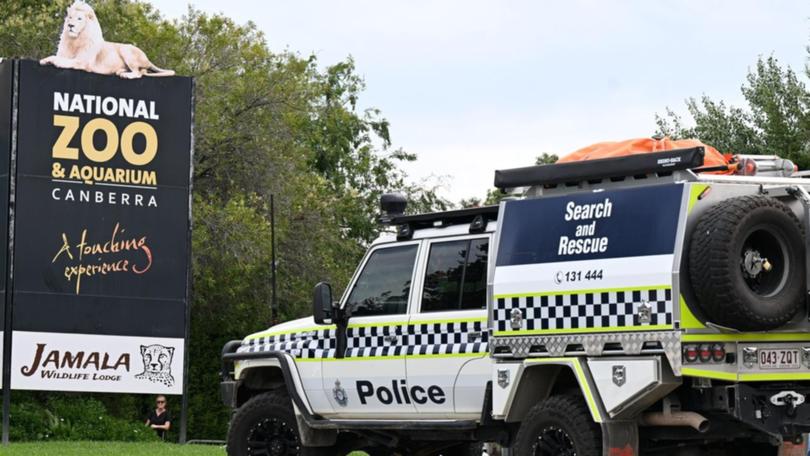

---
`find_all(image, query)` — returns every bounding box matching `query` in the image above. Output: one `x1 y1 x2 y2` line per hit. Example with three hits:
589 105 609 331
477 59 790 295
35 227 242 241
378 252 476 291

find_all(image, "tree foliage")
656 54 810 169
535 153 559 165
0 0 445 439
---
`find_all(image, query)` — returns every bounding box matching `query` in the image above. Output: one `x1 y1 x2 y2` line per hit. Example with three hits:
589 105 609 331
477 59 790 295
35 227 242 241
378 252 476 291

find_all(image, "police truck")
221 147 810 455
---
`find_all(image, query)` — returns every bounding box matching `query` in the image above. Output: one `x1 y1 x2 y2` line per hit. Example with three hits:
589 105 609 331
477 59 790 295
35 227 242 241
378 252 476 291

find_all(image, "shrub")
10 395 159 442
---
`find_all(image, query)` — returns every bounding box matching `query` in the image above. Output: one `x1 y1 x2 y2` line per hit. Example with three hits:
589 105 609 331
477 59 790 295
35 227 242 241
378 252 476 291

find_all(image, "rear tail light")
711 343 726 362
684 345 699 363
698 344 712 362
683 344 728 363
684 343 730 364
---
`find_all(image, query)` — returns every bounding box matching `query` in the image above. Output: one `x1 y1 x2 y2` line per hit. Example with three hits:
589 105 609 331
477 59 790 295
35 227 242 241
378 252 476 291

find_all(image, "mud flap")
601 420 638 456
778 435 808 456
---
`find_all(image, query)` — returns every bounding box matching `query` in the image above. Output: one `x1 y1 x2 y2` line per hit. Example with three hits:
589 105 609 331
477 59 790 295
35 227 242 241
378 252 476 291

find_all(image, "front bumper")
220 339 243 408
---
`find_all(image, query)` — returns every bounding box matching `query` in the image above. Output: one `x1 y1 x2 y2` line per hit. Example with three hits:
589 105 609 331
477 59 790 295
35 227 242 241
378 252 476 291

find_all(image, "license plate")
758 349 801 370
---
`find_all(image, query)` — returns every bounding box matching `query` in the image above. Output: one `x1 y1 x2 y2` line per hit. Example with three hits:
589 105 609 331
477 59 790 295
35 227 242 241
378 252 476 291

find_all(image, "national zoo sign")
0 59 192 396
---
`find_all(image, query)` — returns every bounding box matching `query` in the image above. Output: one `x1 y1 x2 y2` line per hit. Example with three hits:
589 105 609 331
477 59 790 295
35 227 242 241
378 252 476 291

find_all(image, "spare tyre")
688 195 805 331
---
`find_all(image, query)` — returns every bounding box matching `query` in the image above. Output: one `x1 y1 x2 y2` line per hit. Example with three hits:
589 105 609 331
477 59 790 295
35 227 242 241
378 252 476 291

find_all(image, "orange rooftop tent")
557 137 732 173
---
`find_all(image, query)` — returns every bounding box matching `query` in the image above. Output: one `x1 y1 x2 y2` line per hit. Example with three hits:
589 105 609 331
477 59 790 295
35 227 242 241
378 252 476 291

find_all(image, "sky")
150 0 809 202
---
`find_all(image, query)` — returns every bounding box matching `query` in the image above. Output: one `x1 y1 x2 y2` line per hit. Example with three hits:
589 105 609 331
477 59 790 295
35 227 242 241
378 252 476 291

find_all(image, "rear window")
421 238 488 312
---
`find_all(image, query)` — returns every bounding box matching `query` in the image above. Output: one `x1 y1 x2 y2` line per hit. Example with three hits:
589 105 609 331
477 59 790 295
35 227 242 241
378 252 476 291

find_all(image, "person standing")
145 395 172 439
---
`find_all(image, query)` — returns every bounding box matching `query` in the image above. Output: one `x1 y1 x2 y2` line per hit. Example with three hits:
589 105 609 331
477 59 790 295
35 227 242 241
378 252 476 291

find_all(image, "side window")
421 238 489 312
346 244 418 317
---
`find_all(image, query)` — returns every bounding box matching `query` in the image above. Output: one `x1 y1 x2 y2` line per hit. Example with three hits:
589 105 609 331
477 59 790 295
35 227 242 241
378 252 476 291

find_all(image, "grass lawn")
2 441 226 456
2 441 370 455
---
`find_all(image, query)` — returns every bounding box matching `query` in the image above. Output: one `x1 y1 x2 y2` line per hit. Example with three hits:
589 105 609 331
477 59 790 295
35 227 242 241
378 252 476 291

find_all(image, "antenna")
270 194 278 325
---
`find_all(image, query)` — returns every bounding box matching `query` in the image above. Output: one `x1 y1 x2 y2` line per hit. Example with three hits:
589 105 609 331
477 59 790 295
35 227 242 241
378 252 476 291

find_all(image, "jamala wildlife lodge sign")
0 58 192 394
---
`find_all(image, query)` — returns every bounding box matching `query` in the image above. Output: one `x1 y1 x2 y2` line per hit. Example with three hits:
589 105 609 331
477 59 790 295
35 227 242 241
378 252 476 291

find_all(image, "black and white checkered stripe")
241 329 337 359
405 320 488 356
493 288 673 333
239 320 488 360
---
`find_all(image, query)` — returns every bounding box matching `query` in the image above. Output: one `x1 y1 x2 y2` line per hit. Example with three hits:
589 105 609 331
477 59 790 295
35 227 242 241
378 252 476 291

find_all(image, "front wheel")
513 395 601 456
226 391 333 456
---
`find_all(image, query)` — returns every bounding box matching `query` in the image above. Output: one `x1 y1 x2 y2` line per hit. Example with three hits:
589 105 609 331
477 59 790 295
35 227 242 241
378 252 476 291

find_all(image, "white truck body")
222 147 810 456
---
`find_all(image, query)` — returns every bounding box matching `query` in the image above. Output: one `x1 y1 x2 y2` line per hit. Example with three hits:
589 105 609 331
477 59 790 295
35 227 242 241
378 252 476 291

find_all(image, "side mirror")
312 282 333 325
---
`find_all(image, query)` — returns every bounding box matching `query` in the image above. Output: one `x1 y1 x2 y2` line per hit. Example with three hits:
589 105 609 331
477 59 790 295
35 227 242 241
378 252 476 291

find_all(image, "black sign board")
0 60 192 394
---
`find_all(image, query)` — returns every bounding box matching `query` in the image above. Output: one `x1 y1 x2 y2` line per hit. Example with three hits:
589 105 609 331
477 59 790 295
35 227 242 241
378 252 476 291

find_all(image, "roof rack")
493 147 706 189
389 205 499 240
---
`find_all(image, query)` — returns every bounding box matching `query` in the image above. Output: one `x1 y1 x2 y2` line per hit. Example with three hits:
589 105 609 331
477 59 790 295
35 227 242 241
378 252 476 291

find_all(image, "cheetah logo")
135 344 175 387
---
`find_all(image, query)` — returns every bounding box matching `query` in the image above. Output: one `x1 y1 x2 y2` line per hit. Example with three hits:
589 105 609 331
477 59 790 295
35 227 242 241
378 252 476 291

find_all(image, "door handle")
468 331 482 342
384 335 398 344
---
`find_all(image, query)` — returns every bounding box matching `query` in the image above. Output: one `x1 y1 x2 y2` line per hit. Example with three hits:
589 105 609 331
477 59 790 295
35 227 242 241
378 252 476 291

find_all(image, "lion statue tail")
145 64 175 77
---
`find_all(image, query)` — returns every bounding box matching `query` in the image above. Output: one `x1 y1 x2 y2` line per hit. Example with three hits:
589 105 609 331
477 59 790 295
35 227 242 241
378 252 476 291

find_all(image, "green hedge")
10 394 160 442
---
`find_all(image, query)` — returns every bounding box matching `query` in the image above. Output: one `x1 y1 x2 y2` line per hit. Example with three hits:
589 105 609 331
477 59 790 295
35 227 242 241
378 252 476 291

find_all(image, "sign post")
0 59 16 446
0 59 193 440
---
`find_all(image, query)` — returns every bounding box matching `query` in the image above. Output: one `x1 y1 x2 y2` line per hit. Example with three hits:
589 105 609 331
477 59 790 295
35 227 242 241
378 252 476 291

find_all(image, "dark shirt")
147 409 171 438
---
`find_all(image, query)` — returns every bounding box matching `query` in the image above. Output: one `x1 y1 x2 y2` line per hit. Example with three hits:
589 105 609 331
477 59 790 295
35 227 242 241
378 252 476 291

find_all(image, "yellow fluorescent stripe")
408 317 487 326
245 325 336 340
346 321 409 329
739 373 810 381
682 333 810 342
350 317 485 329
688 183 709 213
295 352 484 363
682 367 810 382
524 358 603 423
678 295 706 330
246 317 486 340
494 285 671 300
494 324 672 336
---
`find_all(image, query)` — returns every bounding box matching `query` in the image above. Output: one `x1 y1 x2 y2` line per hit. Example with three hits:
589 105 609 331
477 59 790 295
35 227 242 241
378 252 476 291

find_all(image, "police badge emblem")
333 380 348 406
612 365 626 387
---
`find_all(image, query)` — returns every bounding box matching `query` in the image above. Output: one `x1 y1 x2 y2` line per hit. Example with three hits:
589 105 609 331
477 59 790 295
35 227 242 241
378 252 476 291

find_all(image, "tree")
657 54 810 169
535 153 559 165
0 0 447 440
459 197 482 208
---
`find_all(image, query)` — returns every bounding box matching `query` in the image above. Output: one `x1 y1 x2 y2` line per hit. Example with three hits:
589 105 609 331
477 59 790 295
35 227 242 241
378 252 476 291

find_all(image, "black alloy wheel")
513 395 601 456
227 391 334 456
246 416 300 456
533 425 576 455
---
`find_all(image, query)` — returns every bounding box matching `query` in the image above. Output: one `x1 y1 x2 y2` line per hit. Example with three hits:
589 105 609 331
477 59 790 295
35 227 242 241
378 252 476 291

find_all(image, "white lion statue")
40 1 175 79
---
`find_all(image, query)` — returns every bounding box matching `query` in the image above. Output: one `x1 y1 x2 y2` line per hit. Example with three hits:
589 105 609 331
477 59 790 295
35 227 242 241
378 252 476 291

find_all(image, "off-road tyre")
688 195 805 331
513 395 601 456
226 391 333 456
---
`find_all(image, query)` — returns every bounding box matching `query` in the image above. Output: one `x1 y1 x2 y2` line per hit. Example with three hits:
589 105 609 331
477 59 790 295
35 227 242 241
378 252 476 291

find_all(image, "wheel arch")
236 363 286 407
230 355 338 447
504 358 603 424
